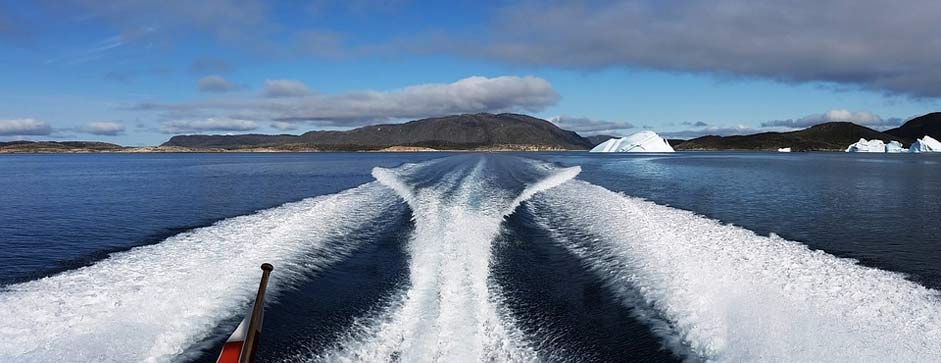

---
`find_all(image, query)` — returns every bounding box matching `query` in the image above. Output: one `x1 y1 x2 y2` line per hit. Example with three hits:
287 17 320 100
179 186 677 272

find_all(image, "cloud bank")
435 0 941 98
159 117 257 134
548 116 635 135
761 110 901 129
81 121 126 136
0 119 53 136
136 75 559 127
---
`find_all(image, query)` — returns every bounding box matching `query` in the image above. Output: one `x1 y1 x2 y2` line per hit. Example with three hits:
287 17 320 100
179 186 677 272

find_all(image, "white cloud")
547 116 634 135
81 121 125 136
135 75 560 127
197 75 240 93
761 110 902 129
0 118 52 136
159 117 257 134
262 79 311 98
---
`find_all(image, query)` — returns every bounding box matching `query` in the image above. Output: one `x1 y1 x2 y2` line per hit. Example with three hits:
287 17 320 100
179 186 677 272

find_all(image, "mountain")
163 113 594 150
674 122 904 151
0 141 125 153
884 112 941 141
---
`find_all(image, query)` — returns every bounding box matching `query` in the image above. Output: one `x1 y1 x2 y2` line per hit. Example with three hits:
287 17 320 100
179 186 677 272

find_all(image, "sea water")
0 152 939 362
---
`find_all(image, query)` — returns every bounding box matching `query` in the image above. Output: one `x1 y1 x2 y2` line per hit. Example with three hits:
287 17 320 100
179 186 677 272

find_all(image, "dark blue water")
535 151 941 289
1 151 939 362
0 153 444 284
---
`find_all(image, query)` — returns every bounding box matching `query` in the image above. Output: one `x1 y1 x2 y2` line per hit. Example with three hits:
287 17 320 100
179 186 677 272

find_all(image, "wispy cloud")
102 67 171 83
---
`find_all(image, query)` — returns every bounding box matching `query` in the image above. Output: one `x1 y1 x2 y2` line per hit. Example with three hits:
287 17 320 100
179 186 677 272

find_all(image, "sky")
1 0 940 145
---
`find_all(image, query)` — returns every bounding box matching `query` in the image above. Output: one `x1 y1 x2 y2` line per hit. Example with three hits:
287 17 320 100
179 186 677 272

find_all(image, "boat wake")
527 180 941 362
305 155 580 362
2 154 940 362
0 183 401 363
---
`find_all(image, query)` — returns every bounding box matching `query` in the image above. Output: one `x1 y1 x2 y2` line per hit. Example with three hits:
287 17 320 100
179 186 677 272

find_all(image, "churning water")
1 152 939 362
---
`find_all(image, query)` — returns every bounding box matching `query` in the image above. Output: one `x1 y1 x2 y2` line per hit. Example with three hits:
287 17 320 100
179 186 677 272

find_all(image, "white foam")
0 183 397 363
530 180 941 362
307 158 579 362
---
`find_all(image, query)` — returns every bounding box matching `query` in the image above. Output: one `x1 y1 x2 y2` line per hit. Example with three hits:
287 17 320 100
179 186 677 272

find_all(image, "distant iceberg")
909 135 941 153
777 147 791 152
845 138 886 152
590 131 675 153
884 140 906 153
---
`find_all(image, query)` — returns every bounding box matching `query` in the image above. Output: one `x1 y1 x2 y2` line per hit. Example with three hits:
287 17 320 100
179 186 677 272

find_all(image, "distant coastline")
3 111 939 154
0 142 576 154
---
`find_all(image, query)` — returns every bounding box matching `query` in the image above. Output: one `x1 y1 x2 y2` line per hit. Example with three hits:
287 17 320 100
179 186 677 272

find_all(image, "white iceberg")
590 131 675 153
909 135 941 153
884 140 905 153
777 147 791 152
845 138 886 152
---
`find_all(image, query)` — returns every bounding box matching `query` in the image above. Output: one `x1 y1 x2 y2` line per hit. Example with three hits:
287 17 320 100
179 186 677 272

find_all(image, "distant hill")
674 122 904 151
884 112 941 141
0 141 125 153
163 113 594 150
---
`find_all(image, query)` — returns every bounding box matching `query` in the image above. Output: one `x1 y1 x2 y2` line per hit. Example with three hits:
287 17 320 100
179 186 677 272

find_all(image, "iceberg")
589 131 675 153
884 140 905 153
909 135 941 153
777 147 791 152
845 138 886 152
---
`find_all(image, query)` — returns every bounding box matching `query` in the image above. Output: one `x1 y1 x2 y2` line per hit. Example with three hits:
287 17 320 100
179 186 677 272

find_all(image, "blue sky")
1 0 940 145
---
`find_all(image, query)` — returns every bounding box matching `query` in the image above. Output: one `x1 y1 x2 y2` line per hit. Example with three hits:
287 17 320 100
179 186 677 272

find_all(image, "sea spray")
0 183 398 363
309 155 579 362
529 180 941 362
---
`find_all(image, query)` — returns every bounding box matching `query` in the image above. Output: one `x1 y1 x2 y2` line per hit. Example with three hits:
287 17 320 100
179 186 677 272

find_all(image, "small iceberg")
884 140 906 153
909 135 941 153
590 131 675 153
777 147 791 152
846 138 886 152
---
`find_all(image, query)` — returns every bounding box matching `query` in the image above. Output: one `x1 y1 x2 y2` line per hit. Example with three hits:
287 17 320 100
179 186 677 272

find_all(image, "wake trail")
0 183 398 363
529 180 941 362
308 155 579 363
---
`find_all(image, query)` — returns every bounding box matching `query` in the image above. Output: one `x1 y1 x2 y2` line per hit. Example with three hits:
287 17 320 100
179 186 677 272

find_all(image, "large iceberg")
909 135 941 153
845 138 886 152
884 140 906 153
590 131 675 153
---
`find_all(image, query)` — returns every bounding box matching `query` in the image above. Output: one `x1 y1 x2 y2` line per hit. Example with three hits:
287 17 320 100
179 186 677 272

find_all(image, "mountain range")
884 112 941 141
673 122 903 151
3 112 940 153
673 112 939 151
163 113 592 151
